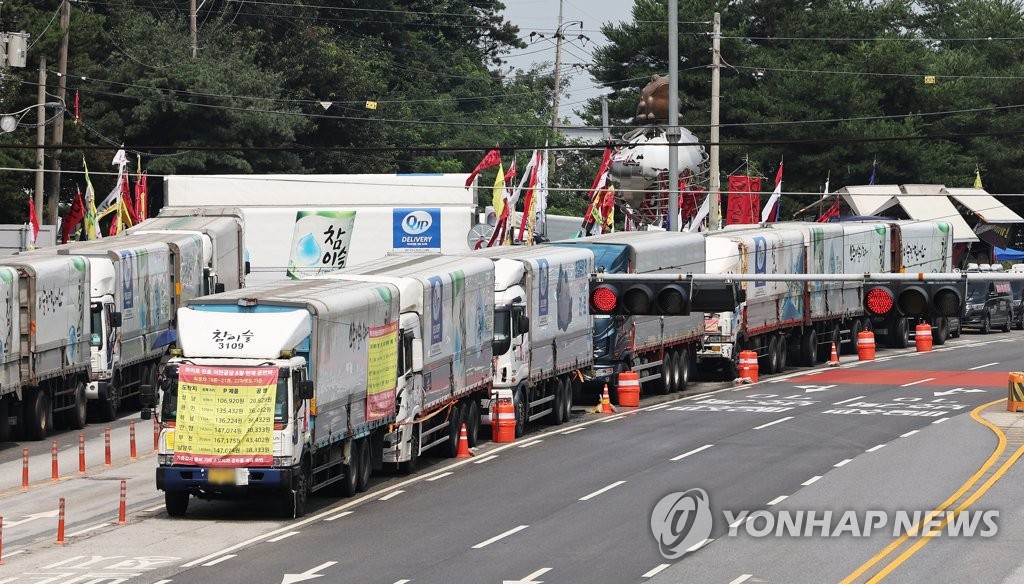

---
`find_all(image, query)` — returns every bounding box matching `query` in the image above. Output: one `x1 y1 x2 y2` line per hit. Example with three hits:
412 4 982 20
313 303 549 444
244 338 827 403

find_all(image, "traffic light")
589 279 743 316
863 281 964 318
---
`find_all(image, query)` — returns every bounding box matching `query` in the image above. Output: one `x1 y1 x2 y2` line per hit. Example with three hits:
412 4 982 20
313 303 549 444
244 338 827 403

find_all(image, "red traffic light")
865 286 895 316
591 284 618 313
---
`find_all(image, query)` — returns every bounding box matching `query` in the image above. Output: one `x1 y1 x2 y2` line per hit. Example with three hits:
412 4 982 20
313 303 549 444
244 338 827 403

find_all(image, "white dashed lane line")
579 480 627 501
671 444 714 461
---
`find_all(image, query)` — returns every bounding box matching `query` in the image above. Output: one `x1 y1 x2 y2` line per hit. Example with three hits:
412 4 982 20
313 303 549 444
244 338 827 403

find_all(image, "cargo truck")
150 278 401 518
468 245 593 436
319 254 494 468
0 255 91 440
551 231 707 399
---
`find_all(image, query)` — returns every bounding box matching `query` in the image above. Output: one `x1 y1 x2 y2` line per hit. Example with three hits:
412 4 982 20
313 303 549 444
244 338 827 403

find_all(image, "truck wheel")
98 381 120 422
818 325 840 362
933 318 948 346
285 460 310 518
341 444 359 497
165 491 189 517
513 388 527 438
657 352 674 395
547 379 564 425
399 426 420 475
465 400 481 447
677 348 690 392
23 387 51 441
800 329 816 367
356 439 372 493
844 319 863 355
773 336 786 374
448 402 466 457
66 380 88 430
560 377 574 422
890 317 910 348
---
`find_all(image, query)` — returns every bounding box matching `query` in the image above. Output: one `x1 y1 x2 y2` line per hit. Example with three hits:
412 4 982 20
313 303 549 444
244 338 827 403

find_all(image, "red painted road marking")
789 370 1010 387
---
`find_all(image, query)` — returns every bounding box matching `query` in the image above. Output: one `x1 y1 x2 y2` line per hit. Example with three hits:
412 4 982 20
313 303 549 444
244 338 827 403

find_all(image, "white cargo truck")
320 254 494 468
150 278 401 517
1 256 92 440
469 245 593 436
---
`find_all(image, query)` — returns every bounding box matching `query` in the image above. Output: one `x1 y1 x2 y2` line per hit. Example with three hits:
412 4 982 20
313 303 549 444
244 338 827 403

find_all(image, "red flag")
726 175 761 225
62 190 86 243
580 148 613 234
135 171 148 221
465 149 502 188
122 173 140 225
28 198 40 247
817 200 841 223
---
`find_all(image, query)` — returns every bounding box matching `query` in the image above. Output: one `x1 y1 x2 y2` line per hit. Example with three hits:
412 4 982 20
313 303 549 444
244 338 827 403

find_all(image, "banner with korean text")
366 321 398 421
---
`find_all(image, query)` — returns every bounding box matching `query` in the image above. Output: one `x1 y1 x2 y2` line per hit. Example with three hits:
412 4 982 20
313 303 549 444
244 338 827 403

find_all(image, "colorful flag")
726 175 761 225
465 149 502 188
868 159 877 185
135 155 148 221
27 197 39 249
687 194 711 232
61 189 85 244
974 167 983 189
491 163 506 219
514 150 541 243
83 158 100 240
531 145 549 242
600 185 616 231
817 200 841 223
579 148 613 236
761 162 783 222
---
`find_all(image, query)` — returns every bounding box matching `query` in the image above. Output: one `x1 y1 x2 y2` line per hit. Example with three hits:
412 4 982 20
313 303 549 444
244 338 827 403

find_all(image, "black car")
962 281 1013 334
1011 281 1024 330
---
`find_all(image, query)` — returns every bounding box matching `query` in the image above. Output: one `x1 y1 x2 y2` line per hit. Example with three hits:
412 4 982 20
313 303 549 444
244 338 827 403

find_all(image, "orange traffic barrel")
915 323 932 352
491 393 516 443
738 350 759 383
857 330 875 361
617 371 641 407
1008 372 1024 413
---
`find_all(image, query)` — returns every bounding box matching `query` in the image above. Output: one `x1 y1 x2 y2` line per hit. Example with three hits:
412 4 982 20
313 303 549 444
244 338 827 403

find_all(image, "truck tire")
844 319 863 355
399 426 420 475
818 325 840 362
66 380 88 430
448 402 466 457
23 387 51 441
656 352 674 394
465 400 481 446
97 381 120 422
547 378 564 424
513 388 527 438
356 439 371 493
890 317 910 348
800 329 817 367
772 335 786 374
284 460 310 518
677 348 690 392
560 377 574 422
341 444 359 497
933 318 949 346
165 491 189 517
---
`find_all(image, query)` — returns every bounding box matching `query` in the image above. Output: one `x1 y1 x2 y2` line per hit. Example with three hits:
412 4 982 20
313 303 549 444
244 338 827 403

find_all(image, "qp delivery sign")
394 208 441 249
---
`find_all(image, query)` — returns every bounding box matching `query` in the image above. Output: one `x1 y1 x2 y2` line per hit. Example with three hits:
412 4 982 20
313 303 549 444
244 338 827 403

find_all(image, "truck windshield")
89 304 103 348
160 367 290 424
493 308 511 356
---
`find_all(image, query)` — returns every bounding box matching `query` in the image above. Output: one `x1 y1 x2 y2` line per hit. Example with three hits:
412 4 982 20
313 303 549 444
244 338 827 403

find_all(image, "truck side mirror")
518 314 530 333
110 311 123 327
299 380 314 400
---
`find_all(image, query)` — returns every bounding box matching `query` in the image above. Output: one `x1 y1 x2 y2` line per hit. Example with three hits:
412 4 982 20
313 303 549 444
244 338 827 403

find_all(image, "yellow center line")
840 398 1007 584
868 430 1024 582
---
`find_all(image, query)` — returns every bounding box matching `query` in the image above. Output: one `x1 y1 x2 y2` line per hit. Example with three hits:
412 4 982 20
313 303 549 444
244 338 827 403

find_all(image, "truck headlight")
273 456 293 467
158 454 175 465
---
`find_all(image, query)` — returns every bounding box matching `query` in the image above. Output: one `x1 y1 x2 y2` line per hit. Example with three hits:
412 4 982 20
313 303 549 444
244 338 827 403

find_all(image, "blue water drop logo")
297 233 321 265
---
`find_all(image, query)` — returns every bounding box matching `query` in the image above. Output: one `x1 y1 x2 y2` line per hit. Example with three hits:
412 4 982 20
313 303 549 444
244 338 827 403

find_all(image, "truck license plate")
207 468 236 485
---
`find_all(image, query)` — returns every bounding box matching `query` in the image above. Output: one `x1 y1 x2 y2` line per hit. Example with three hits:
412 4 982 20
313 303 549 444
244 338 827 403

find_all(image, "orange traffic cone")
828 342 840 367
591 384 618 414
456 423 473 458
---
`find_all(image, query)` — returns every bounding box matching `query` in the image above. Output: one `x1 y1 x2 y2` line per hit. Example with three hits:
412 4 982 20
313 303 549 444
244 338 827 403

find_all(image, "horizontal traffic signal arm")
591 272 1024 283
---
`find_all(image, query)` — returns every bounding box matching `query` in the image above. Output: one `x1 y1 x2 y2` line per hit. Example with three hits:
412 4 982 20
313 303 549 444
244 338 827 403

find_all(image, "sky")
498 0 634 125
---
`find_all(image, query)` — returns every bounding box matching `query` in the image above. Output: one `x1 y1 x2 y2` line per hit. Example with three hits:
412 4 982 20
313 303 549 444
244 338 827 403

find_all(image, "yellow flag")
491 163 505 217
974 169 983 189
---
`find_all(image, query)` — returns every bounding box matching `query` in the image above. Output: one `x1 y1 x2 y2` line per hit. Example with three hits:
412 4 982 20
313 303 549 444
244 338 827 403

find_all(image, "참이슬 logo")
401 210 434 235
650 488 714 559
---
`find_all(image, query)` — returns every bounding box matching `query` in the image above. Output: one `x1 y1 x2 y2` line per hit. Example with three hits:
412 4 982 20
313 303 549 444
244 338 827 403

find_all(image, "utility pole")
601 96 610 143
190 0 198 59
34 57 45 227
708 12 722 231
666 0 680 232
549 0 564 131
47 0 69 225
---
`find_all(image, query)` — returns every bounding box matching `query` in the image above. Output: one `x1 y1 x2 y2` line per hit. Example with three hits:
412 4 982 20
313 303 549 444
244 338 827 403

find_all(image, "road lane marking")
901 430 919 438
834 458 852 467
2 549 26 559
671 444 713 461
753 416 794 430
267 531 299 543
866 444 886 453
325 511 352 521
969 362 998 370
203 555 236 566
599 416 623 423
472 525 528 549
647 404 671 411
767 495 787 506
841 398 1008 583
729 575 753 584
153 581 172 584
833 395 865 405
642 564 671 578
561 427 586 434
900 377 935 387
65 522 109 538
580 480 626 501
517 439 543 448
144 504 165 512
379 490 404 501
473 455 498 464
802 476 822 486
932 417 950 424
426 472 453 482
393 580 411 584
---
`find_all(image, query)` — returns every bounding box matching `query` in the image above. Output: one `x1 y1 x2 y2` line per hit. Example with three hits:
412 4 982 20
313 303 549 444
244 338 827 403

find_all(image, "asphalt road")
2 331 1023 584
